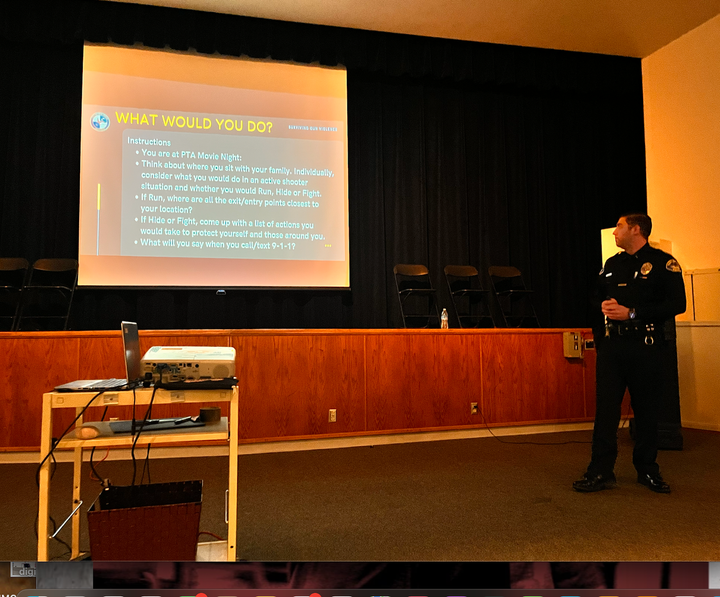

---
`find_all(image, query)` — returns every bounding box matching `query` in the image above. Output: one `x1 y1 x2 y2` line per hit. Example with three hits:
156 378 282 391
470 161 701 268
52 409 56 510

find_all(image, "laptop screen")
121 321 141 383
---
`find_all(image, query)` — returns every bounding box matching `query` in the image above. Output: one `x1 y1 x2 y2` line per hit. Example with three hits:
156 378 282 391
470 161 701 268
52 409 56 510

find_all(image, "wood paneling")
1 336 80 447
481 333 588 424
365 333 484 431
233 333 366 439
0 329 595 449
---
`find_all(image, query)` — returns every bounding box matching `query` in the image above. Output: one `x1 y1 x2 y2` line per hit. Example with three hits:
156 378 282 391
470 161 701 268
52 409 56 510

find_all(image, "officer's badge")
640 262 652 275
666 258 682 273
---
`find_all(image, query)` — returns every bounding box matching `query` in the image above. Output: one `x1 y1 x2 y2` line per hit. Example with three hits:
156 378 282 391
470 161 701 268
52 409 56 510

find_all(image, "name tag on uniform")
618 283 627 286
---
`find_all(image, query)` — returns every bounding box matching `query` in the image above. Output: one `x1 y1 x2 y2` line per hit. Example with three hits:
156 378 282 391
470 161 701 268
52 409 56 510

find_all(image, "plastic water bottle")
441 308 449 329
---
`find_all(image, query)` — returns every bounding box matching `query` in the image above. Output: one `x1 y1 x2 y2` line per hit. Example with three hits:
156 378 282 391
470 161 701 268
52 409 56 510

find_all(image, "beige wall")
643 16 720 429
676 322 720 431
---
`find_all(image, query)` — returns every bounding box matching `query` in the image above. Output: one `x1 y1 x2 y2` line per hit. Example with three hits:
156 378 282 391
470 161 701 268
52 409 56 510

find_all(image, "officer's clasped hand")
601 298 631 321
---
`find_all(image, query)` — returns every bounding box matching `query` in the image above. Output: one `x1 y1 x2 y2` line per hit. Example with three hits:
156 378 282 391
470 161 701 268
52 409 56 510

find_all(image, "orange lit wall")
643 13 720 271
643 16 720 430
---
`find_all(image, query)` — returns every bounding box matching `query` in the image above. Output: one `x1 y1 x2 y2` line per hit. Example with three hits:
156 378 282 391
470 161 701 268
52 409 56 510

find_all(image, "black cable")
89 405 109 483
131 384 137 436
133 365 170 485
474 403 592 446
131 384 138 484
35 390 105 487
34 391 104 559
140 444 152 485
474 402 633 446
131 383 160 486
50 450 58 481
34 514 72 560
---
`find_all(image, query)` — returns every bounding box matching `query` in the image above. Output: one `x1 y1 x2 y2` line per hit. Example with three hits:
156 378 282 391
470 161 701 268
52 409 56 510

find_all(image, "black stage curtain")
0 0 646 330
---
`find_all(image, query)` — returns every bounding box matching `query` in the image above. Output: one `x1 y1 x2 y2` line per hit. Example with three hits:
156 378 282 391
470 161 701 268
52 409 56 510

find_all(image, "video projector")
141 346 236 383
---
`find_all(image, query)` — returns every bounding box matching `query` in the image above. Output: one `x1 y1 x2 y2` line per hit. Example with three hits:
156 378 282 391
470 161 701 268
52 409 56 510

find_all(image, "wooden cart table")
37 386 239 561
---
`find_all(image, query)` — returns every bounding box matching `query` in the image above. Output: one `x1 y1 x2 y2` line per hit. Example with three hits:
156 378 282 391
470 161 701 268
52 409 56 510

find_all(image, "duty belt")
605 321 658 345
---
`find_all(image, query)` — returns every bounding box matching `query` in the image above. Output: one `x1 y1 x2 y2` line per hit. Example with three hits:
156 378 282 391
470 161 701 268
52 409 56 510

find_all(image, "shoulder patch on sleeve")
666 258 682 273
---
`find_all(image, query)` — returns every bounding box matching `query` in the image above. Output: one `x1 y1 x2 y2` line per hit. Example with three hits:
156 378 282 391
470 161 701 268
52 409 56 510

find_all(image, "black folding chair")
444 265 494 328
16 258 78 331
393 264 440 328
488 265 540 328
0 258 30 331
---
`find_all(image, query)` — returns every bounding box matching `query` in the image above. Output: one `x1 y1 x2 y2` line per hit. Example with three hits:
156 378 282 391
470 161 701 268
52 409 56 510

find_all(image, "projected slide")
79 45 349 288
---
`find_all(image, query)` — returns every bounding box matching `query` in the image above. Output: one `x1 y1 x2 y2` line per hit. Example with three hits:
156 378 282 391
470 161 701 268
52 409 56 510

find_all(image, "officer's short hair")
622 213 652 239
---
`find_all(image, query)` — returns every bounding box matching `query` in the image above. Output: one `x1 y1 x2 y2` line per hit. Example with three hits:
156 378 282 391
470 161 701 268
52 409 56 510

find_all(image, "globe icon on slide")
91 112 110 131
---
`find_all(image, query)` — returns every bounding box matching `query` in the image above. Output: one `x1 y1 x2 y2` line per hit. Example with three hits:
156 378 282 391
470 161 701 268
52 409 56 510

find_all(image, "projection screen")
79 45 349 288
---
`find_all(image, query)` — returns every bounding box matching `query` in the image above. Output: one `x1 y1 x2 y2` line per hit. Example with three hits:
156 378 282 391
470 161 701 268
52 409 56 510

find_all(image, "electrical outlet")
563 331 583 358
470 402 478 415
329 409 337 423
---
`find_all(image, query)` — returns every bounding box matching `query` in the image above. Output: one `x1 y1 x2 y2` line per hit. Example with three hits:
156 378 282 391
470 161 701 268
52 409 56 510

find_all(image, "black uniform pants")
589 334 669 477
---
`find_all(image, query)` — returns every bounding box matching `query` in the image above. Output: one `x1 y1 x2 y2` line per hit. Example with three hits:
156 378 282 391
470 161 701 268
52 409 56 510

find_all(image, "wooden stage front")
0 328 597 451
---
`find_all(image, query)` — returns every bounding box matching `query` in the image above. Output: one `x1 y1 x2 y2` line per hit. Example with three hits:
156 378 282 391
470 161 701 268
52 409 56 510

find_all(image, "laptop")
54 321 143 392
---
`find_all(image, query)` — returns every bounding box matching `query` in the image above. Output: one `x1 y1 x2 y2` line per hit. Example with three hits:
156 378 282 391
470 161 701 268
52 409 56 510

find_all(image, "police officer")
573 213 686 493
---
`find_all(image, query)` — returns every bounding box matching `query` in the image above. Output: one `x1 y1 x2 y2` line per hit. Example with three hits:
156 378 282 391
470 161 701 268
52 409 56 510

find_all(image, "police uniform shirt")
594 242 686 335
